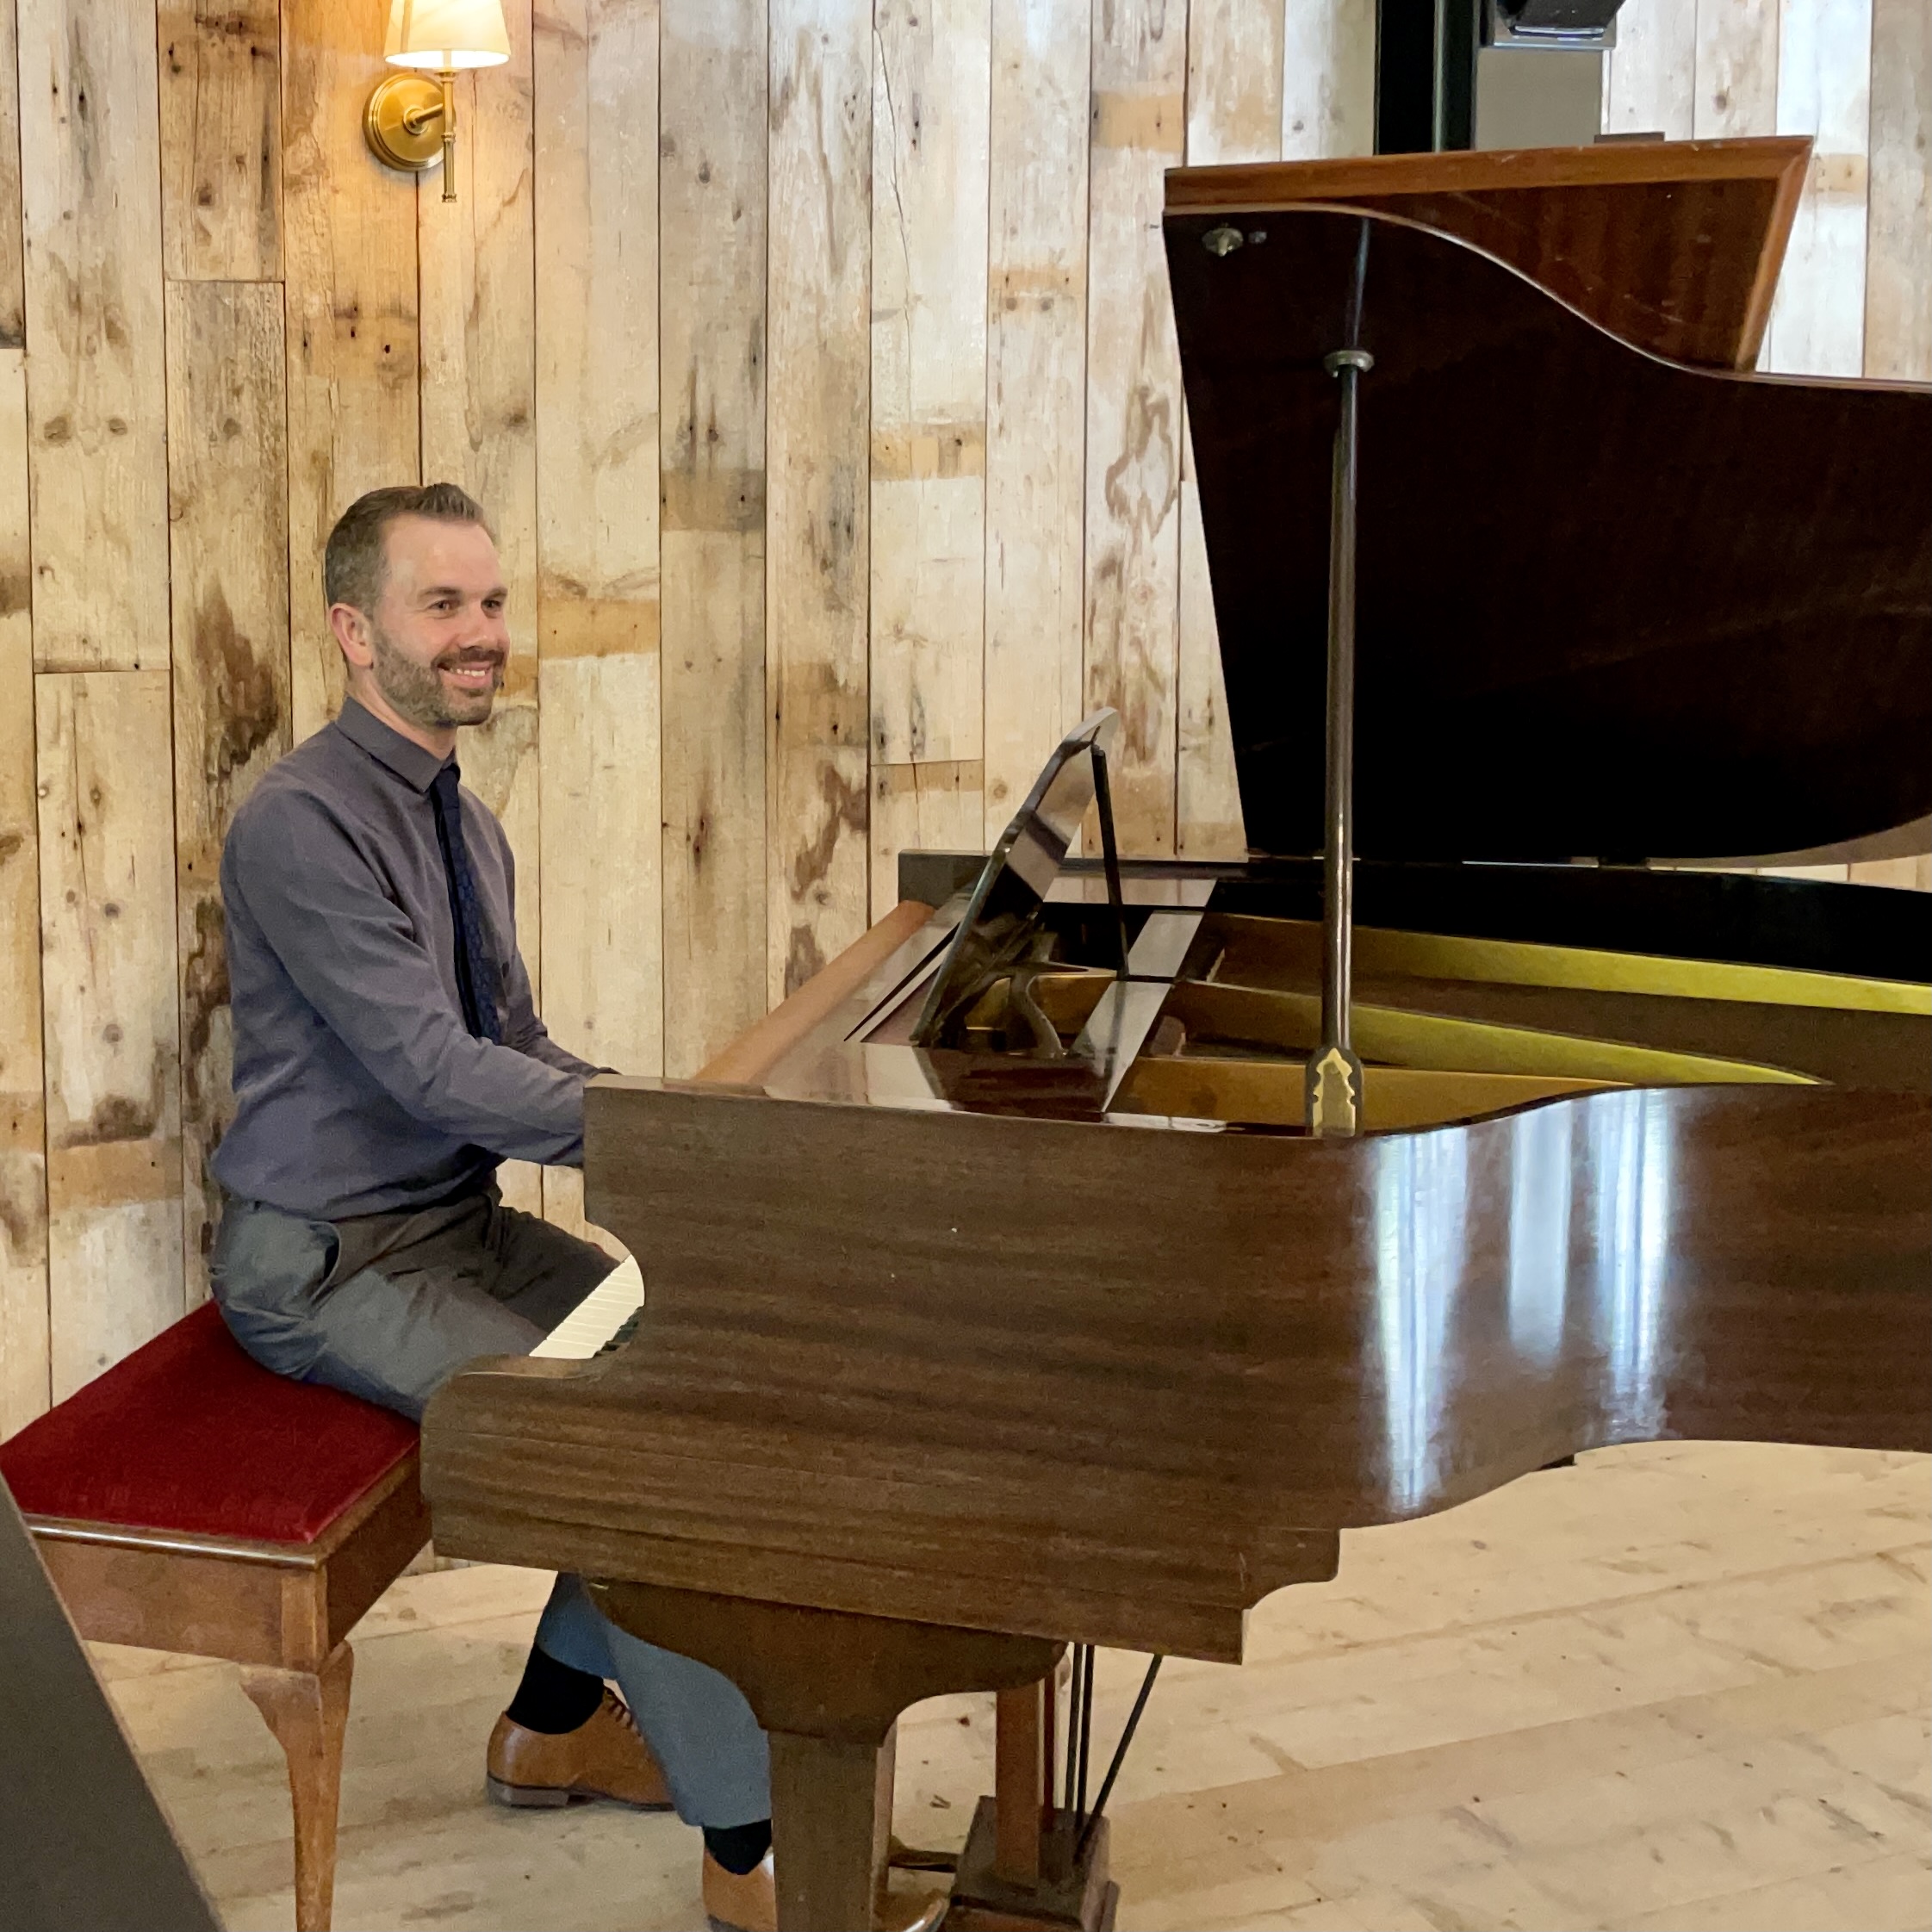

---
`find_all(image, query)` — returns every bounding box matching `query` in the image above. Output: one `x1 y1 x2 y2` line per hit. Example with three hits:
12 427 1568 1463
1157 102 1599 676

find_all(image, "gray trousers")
210 1190 770 1829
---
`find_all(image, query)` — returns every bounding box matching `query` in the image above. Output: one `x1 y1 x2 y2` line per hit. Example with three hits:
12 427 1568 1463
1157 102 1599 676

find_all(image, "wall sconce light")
364 0 511 202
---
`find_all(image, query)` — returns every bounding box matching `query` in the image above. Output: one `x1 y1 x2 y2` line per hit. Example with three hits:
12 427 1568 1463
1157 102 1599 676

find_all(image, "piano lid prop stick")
1090 746 1133 981
1308 220 1374 1140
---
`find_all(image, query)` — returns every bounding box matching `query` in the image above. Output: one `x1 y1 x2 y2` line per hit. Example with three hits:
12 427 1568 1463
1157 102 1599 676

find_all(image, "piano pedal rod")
886 1837 960 1875
1075 1656 1165 1862
1061 1645 1084 1816
1078 1645 1096 1819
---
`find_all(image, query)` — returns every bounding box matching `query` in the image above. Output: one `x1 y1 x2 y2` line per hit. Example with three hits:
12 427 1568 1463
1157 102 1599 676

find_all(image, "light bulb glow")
383 0 510 70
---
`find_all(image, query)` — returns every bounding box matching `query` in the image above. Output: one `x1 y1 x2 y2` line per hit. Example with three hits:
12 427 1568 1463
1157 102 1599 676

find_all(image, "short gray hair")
324 482 493 614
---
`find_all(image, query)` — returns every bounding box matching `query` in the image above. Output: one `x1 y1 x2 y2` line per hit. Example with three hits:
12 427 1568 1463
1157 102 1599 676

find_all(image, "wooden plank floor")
95 1442 1929 1932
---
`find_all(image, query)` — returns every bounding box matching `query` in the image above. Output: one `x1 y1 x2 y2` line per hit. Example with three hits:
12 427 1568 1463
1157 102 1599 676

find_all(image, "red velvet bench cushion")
0 1303 417 1546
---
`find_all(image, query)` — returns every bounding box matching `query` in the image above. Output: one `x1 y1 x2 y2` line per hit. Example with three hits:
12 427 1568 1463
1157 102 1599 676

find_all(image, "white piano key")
529 1255 644 1359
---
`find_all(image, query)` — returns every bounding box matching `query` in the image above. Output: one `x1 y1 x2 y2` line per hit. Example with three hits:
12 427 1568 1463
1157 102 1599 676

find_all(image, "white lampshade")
383 0 510 69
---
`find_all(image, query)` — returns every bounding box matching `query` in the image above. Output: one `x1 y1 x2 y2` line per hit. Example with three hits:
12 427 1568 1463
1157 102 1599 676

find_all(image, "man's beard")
368 619 502 729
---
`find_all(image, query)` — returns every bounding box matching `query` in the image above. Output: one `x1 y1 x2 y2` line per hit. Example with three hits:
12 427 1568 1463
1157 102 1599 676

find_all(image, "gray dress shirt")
214 698 603 1220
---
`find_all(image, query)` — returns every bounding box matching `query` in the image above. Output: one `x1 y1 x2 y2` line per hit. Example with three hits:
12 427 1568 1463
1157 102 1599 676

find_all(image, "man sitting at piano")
205 483 780 1932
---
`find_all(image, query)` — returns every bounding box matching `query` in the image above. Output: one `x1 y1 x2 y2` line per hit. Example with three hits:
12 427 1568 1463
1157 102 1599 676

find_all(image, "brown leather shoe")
701 1854 776 1932
701 1852 945 1932
486 1688 673 1810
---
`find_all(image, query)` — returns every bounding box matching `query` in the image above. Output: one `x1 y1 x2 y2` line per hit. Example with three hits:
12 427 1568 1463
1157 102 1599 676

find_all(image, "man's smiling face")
350 513 511 735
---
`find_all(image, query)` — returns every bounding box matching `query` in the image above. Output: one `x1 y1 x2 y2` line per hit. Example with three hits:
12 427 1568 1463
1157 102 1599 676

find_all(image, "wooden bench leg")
242 1643 353 1932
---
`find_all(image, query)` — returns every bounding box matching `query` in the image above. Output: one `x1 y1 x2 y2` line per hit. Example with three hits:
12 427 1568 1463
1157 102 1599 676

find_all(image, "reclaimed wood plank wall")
0 0 1924 1431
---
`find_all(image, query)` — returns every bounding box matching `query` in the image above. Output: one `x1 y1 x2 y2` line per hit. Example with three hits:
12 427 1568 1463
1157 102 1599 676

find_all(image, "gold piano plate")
1213 915 1932 1016
1116 1055 1619 1131
1157 977 1814 1094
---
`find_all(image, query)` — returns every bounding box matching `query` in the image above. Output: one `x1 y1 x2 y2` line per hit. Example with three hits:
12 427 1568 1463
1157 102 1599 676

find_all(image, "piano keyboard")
530 1255 644 1360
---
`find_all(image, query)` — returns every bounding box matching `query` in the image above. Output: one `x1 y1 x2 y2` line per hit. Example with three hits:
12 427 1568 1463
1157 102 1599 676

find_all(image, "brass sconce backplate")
364 71 446 171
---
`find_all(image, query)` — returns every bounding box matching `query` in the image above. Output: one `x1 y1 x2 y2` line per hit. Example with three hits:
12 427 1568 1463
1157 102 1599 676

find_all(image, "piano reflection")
424 137 1930 1932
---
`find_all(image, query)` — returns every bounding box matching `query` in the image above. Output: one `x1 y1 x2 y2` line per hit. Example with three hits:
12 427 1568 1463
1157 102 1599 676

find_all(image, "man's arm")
227 788 591 1165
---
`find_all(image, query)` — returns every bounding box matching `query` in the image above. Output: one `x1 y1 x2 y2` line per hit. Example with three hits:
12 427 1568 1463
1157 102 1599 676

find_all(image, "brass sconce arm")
365 71 460 202
364 1 510 204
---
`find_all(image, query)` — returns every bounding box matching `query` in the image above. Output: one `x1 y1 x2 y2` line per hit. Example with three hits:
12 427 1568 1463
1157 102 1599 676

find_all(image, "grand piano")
424 138 1931 1931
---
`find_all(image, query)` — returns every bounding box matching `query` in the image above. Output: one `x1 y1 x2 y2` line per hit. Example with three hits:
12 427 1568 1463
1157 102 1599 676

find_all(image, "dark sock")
704 1819 773 1875
505 1643 607 1735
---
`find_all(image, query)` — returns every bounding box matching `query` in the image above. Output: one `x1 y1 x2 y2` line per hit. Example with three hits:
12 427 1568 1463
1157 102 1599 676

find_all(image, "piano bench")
0 1301 430 1932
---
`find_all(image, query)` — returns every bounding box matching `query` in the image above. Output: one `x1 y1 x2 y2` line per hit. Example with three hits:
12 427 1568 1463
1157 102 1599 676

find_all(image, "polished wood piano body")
425 140 1932 1931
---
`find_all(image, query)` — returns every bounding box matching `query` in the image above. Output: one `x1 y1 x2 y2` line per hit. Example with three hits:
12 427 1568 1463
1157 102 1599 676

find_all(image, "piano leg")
768 1730 896 1930
588 1578 1062 1932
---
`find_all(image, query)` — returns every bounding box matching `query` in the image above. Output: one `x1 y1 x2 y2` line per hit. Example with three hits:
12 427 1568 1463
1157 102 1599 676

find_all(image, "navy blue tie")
429 761 504 1043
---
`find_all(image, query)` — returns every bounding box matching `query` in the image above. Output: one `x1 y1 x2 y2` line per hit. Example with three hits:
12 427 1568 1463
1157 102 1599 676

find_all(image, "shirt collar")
333 697 451 795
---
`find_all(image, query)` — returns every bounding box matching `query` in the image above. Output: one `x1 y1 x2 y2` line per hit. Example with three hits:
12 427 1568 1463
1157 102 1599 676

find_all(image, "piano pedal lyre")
944 1664 1119 1932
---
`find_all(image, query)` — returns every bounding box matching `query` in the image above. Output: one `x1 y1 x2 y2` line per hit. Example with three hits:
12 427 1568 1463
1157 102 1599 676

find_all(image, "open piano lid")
1164 145 1932 864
